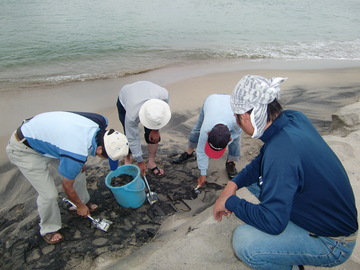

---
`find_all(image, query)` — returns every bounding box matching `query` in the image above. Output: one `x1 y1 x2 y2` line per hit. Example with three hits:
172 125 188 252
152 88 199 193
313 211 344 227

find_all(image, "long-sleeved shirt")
21 111 108 180
226 110 358 237
118 81 169 162
196 94 242 175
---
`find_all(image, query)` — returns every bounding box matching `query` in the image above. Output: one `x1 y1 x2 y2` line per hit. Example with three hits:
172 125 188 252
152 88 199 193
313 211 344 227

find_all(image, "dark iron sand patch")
110 174 134 187
0 155 224 270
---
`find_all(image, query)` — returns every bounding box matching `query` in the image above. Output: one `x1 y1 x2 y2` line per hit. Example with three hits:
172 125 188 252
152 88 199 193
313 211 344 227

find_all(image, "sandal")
68 202 98 213
148 166 165 178
43 231 64 245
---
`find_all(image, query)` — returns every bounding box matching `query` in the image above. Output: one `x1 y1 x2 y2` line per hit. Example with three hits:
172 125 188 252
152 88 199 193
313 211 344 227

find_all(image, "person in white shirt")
117 81 171 177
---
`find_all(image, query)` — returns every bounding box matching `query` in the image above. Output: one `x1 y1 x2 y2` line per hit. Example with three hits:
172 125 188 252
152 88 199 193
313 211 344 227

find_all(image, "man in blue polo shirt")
6 111 129 244
213 75 358 269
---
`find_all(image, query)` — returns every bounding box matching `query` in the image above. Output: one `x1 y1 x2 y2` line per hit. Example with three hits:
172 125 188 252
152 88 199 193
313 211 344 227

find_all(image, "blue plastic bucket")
105 164 146 208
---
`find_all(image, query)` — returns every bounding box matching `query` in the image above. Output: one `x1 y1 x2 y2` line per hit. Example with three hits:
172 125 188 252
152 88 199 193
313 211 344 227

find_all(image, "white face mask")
250 104 268 139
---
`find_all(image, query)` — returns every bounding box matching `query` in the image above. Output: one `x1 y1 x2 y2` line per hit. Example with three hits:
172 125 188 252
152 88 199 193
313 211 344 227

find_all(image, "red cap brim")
204 141 226 159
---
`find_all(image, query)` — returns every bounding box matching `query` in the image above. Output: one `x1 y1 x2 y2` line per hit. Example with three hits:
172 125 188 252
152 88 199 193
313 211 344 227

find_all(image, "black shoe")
172 151 195 164
226 161 237 179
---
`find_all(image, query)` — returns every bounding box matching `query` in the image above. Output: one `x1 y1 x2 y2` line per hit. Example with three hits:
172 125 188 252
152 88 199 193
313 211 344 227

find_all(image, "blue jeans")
188 105 240 161
232 184 356 269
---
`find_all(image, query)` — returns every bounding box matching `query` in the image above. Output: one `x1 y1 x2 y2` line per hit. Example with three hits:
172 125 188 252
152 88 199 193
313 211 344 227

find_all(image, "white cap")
139 99 171 129
103 130 129 160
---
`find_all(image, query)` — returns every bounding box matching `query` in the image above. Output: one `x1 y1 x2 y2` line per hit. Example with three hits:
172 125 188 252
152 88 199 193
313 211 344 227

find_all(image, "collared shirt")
21 111 107 179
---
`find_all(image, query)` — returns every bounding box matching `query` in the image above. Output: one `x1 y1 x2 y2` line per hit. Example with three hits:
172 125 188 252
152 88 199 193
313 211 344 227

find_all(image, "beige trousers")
6 132 90 235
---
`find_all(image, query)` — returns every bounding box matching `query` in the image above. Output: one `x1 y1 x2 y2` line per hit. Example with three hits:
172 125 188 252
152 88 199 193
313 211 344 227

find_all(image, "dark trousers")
116 99 159 144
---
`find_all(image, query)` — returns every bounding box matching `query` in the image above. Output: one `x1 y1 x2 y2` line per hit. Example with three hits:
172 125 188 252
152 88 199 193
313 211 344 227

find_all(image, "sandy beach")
1 59 360 269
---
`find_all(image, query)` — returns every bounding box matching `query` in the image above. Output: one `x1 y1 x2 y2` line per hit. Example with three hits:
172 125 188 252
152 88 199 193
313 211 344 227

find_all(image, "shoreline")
1 62 360 168
2 58 360 92
1 59 360 167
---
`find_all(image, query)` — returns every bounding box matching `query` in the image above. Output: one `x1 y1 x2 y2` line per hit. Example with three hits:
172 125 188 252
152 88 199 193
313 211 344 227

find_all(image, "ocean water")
1 0 359 92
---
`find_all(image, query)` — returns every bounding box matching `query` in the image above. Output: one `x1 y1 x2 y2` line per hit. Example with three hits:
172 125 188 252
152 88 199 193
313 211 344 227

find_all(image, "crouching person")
213 75 358 270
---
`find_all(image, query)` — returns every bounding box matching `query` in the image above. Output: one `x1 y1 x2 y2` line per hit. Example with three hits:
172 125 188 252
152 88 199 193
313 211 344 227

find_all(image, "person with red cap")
172 94 242 187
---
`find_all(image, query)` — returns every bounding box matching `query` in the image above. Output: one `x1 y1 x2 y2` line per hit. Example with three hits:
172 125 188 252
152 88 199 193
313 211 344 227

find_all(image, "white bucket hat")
103 130 129 160
139 99 171 129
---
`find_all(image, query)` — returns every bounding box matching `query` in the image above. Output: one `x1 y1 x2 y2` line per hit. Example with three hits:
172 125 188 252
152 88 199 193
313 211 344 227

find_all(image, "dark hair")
246 98 283 122
95 129 115 158
267 99 283 122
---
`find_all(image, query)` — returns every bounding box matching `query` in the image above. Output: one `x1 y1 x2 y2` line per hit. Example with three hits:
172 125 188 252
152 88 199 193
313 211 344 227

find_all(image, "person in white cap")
117 81 171 177
172 94 242 187
6 111 129 244
213 75 358 269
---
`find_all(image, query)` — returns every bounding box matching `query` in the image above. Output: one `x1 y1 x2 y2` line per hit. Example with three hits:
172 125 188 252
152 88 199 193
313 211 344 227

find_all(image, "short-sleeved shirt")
21 111 108 179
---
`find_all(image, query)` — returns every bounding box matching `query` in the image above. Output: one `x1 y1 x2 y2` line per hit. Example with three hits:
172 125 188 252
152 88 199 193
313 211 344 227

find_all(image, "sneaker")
226 161 237 179
172 151 195 164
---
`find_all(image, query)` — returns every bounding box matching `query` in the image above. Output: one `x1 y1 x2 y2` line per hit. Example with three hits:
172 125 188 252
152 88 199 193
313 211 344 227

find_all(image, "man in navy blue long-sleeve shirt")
213 75 358 270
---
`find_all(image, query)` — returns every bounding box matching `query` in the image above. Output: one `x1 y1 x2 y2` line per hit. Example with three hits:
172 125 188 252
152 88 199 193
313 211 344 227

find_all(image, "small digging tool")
143 175 159 205
62 198 112 232
194 184 201 194
190 184 201 199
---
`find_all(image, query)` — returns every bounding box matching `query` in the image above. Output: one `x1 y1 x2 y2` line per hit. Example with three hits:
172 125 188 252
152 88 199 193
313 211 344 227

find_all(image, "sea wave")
0 67 163 93
185 39 360 61
1 39 359 93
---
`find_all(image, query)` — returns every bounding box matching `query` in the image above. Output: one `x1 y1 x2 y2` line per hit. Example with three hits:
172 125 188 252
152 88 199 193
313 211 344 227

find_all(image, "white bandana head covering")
230 75 287 138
